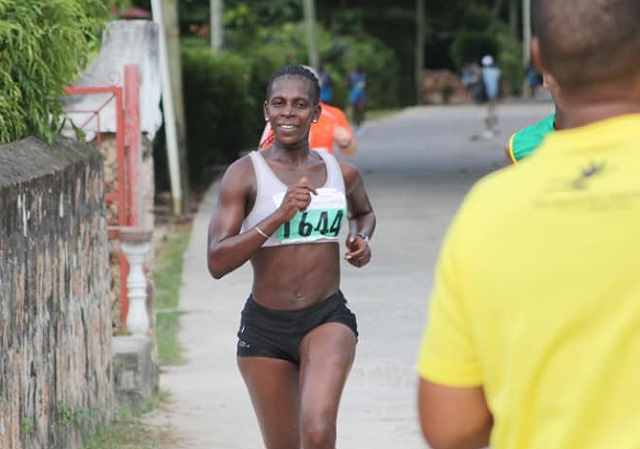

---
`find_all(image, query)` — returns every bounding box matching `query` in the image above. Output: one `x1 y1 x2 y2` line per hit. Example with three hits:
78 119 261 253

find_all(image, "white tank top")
242 149 347 247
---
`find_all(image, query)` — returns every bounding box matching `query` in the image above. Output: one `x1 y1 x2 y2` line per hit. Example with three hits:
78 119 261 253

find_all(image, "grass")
153 221 193 366
81 391 182 449
81 420 171 449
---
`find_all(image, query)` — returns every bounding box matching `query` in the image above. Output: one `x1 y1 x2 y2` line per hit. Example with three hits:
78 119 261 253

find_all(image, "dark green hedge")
181 48 257 182
448 3 523 96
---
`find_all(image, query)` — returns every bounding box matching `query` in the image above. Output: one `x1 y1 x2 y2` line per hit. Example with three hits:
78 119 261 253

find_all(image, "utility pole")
152 0 190 215
165 0 190 215
302 0 319 68
210 0 223 53
150 0 181 215
415 0 425 104
522 0 532 66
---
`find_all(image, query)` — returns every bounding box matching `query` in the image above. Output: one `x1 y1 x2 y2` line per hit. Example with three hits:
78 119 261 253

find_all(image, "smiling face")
264 74 321 148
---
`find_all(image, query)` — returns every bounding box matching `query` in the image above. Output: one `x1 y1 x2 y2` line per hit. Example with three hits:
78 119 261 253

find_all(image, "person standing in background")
480 54 501 138
318 62 333 104
348 65 367 128
461 61 484 102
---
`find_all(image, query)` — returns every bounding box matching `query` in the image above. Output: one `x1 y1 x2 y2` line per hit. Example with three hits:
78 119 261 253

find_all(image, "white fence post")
119 228 153 336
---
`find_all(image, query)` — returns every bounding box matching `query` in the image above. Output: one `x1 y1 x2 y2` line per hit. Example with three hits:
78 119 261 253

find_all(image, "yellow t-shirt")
417 114 640 449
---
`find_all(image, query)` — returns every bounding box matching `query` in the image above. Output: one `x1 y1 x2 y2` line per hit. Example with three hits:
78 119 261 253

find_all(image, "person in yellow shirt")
416 1 640 449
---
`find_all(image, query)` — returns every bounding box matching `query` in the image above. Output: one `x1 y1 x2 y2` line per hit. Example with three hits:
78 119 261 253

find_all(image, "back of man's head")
533 0 640 89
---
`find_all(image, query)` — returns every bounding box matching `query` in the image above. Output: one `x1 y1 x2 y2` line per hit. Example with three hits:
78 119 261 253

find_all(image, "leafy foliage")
223 16 400 109
494 25 524 95
448 2 523 94
180 48 256 181
0 0 106 144
449 3 502 68
130 0 528 104
450 31 498 68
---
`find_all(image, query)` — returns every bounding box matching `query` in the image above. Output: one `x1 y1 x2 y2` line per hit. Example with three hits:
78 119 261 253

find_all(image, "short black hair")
533 0 640 88
266 65 321 105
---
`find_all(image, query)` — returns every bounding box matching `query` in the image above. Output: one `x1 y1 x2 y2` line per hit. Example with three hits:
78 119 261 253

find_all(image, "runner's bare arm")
418 379 493 449
207 158 262 278
340 161 375 266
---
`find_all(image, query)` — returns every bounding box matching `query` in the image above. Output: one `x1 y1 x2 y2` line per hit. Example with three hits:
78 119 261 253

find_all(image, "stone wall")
0 137 113 449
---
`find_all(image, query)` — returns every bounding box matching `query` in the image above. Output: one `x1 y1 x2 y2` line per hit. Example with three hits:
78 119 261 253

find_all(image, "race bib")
273 188 347 243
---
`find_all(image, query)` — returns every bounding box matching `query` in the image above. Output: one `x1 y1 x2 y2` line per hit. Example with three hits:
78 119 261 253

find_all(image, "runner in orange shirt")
259 67 357 157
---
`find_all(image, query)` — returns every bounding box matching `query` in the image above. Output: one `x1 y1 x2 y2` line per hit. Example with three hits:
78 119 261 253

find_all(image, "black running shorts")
236 290 358 364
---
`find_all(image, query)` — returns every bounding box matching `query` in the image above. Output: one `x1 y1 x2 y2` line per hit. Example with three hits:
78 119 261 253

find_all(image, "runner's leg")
237 357 300 449
298 322 357 449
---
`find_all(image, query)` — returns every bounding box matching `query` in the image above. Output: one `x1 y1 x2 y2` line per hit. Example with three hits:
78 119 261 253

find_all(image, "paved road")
148 100 555 448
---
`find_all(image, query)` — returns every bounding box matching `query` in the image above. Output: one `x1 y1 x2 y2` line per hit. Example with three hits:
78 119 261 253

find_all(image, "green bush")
495 30 524 96
237 22 400 110
339 35 400 110
448 3 524 96
0 0 105 144
181 47 256 184
451 28 523 96
240 23 310 115
450 31 499 69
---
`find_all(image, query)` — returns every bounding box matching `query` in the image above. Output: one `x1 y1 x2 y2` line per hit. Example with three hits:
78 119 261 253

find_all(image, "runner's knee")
300 412 336 449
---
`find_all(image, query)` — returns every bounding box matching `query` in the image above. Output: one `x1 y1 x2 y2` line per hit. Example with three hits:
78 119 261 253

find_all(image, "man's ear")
263 101 269 121
531 37 545 75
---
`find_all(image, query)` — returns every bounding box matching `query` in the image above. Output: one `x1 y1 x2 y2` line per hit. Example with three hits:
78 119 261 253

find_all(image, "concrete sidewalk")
148 101 555 448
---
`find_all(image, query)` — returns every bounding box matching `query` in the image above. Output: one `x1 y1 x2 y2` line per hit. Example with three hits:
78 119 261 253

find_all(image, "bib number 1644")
279 209 344 241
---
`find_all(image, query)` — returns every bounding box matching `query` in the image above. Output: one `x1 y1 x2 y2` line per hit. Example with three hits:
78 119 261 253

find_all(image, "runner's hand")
344 233 371 267
278 177 317 221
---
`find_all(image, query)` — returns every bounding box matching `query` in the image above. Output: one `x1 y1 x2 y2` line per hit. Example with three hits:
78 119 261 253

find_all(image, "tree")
0 0 106 144
139 0 525 104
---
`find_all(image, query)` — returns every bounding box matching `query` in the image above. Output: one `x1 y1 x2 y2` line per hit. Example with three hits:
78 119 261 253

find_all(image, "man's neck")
560 77 640 128
562 101 640 129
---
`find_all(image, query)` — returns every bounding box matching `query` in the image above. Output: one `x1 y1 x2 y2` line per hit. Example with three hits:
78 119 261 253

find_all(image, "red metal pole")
124 64 141 228
63 84 132 331
113 86 130 329
64 86 128 232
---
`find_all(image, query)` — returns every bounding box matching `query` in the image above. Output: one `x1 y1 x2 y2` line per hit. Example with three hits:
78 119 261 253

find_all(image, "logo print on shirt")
569 161 606 190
